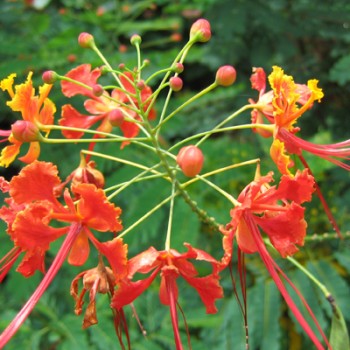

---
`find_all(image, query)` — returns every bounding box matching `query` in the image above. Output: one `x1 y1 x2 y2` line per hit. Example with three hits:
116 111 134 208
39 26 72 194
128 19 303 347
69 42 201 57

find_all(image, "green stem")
118 193 175 238
154 82 218 131
286 255 329 297
165 180 176 251
195 104 257 147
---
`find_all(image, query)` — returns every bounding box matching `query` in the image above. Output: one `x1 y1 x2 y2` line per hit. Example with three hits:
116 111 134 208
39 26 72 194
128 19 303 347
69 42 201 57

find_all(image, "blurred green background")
1 0 350 349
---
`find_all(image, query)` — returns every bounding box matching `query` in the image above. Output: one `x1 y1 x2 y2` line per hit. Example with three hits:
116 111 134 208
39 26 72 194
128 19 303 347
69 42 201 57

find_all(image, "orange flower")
249 66 350 176
59 64 156 148
0 161 122 280
0 72 56 167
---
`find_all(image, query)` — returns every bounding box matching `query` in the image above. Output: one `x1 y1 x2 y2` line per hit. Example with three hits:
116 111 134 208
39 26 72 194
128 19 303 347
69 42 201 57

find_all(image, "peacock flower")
0 72 56 167
59 64 156 148
0 160 123 281
111 244 224 349
249 66 350 176
222 167 330 349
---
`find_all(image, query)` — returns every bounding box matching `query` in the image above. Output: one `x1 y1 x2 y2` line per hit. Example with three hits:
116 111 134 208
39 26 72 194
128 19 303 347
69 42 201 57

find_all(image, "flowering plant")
0 18 349 350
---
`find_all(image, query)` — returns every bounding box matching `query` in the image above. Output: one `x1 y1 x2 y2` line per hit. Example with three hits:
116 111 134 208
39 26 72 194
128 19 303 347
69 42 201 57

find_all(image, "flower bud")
130 34 142 46
92 84 104 97
176 145 204 177
190 19 211 43
143 59 150 67
172 62 184 74
215 65 237 86
11 120 40 142
169 76 183 92
136 80 146 91
78 32 95 49
108 109 124 127
42 70 59 84
71 160 105 189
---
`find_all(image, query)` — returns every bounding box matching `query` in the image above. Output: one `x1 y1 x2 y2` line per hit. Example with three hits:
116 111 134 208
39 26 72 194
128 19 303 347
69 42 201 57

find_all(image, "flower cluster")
0 18 348 350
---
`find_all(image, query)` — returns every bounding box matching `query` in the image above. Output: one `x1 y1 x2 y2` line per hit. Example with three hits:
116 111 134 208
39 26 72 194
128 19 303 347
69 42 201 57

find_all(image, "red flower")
112 244 223 349
227 168 315 257
249 66 350 175
0 72 55 167
59 64 156 148
0 161 123 280
222 168 330 349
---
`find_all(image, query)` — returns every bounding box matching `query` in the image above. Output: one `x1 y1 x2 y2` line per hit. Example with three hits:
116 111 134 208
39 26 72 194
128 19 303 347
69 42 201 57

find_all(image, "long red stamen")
0 247 21 283
0 223 82 348
165 276 184 350
245 213 329 350
298 155 343 239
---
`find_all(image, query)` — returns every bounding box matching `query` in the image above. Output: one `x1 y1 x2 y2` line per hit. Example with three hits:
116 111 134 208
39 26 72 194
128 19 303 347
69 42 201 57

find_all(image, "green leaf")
330 304 350 350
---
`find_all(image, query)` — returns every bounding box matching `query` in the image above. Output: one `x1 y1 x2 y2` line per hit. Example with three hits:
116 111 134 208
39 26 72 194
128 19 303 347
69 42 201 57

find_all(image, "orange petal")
68 229 90 266
270 139 293 175
18 141 40 164
0 137 21 167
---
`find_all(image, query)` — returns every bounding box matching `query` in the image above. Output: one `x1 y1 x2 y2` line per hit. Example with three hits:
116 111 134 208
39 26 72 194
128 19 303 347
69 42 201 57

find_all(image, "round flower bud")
78 32 95 49
172 62 184 74
71 160 105 189
108 109 124 127
42 70 59 84
11 120 40 142
130 34 142 46
92 84 104 97
169 76 183 92
215 65 237 86
176 145 204 177
136 80 146 91
190 19 211 43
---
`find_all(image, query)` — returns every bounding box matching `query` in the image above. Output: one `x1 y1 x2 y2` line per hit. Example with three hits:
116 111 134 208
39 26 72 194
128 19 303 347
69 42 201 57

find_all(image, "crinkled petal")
276 169 315 203
127 247 160 277
111 269 159 309
250 67 266 93
90 236 128 281
10 161 61 204
73 183 123 232
255 203 306 257
181 272 223 314
270 139 294 175
61 64 101 98
16 247 46 277
13 201 67 251
60 104 103 139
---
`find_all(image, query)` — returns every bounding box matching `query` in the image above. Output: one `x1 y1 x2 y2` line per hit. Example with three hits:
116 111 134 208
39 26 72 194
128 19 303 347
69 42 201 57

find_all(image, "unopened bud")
176 145 204 177
42 70 59 84
215 65 237 86
78 32 95 49
71 160 105 189
172 62 184 74
169 76 183 92
190 19 211 43
92 84 104 97
143 59 150 67
118 63 126 71
100 65 109 75
11 120 40 142
130 34 142 46
136 80 146 90
108 109 124 127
